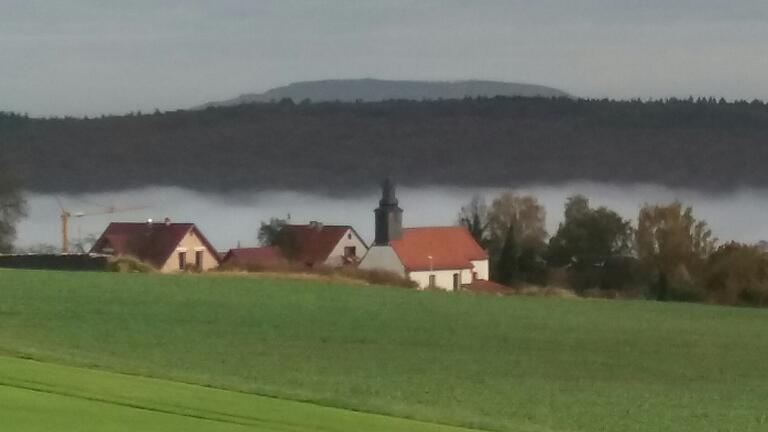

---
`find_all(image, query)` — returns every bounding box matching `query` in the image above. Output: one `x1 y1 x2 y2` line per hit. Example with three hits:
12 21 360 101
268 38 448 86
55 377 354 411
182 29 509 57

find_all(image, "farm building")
359 179 490 291
278 223 368 267
90 219 220 272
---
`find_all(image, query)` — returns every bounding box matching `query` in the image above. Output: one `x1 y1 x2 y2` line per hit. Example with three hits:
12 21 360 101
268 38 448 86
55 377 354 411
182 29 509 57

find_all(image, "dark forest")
2 96 767 193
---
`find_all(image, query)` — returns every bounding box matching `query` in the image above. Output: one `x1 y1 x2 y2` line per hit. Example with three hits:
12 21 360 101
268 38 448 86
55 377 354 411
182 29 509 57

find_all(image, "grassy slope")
1 269 767 431
0 356 478 432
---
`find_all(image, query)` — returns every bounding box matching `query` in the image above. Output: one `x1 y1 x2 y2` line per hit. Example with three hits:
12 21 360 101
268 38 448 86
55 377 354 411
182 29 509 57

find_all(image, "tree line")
459 192 768 307
2 96 768 193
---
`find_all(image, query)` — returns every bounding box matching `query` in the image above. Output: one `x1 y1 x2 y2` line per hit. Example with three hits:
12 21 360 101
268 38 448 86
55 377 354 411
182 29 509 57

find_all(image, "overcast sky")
2 0 767 117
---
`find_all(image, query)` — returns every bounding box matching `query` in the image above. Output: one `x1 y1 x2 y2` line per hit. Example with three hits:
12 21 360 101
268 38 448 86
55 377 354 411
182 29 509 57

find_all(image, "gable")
282 224 363 265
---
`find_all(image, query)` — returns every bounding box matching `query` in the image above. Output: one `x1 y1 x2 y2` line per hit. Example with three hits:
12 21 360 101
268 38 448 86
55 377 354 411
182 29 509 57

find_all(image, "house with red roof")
359 180 490 290
90 219 220 272
220 246 286 269
278 222 368 267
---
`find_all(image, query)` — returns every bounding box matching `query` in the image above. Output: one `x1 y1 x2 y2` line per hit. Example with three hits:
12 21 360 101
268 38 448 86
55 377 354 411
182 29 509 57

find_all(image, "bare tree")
486 192 548 284
458 194 489 248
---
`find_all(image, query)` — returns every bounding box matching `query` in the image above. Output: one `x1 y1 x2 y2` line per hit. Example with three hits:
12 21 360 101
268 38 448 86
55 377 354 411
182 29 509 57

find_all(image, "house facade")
359 179 490 291
280 223 368 267
90 220 220 272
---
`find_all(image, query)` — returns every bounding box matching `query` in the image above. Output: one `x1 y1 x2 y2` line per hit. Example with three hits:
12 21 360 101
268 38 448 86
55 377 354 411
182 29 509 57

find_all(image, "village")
0 179 498 292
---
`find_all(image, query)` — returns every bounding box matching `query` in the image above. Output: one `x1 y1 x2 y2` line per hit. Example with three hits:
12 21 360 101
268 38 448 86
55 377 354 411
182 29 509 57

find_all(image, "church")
359 179 490 291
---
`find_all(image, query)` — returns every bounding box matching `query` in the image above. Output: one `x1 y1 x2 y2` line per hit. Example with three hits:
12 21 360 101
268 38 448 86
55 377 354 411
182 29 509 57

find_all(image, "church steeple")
374 178 403 245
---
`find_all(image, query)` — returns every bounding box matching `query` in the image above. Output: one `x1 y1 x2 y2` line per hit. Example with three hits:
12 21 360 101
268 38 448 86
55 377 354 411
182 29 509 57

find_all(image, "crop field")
0 356 477 432
1 268 767 431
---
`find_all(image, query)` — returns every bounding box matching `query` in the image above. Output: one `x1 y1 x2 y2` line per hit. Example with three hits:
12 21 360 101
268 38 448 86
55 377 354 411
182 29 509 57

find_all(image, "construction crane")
56 198 147 253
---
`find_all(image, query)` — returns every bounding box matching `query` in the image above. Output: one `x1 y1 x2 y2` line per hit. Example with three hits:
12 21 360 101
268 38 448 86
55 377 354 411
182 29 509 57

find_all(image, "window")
178 252 187 270
428 275 436 288
344 246 356 258
453 273 460 290
195 250 204 269
347 233 352 240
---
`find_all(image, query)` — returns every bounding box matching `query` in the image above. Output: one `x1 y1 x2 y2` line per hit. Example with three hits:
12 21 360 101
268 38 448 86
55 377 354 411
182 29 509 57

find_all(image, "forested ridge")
1 97 768 193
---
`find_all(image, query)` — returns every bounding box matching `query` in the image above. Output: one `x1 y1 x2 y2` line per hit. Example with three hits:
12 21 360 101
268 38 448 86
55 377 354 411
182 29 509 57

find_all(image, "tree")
636 202 716 300
257 217 288 246
547 195 634 291
486 192 547 285
487 193 547 253
703 242 768 307
457 194 489 248
495 225 519 285
0 162 27 253
71 233 99 254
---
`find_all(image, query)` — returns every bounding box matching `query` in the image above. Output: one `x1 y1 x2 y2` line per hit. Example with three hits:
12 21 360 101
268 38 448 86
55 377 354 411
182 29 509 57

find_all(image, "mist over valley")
17 182 768 252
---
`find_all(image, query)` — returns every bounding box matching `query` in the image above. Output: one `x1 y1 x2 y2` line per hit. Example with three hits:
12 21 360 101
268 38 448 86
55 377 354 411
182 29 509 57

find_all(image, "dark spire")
374 178 403 246
379 177 398 206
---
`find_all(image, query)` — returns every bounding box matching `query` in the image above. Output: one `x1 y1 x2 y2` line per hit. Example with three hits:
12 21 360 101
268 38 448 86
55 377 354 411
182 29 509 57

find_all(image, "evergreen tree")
495 225 519 285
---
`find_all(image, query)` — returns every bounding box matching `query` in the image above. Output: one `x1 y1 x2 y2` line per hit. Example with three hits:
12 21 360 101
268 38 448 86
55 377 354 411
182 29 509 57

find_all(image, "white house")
90 220 221 273
359 179 489 291
280 222 368 267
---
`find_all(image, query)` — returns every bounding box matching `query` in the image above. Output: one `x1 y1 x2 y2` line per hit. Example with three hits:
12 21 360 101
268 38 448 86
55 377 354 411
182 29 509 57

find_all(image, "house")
359 179 490 291
90 219 220 272
279 222 368 267
221 246 286 268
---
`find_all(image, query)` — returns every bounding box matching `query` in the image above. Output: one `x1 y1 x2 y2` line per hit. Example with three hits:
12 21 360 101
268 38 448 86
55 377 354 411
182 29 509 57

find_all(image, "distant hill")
196 79 570 108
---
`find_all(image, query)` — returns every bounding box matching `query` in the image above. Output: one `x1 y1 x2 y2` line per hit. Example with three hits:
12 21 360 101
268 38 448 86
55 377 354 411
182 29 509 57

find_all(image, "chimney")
164 217 171 226
309 221 323 231
374 178 403 245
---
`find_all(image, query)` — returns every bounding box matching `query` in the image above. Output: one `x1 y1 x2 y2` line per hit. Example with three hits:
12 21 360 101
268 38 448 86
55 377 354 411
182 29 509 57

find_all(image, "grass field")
0 356 478 432
1 268 767 431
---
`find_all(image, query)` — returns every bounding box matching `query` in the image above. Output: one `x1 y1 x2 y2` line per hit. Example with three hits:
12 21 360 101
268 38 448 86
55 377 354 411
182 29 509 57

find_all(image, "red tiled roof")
390 226 488 272
282 224 359 265
90 222 219 268
222 246 285 267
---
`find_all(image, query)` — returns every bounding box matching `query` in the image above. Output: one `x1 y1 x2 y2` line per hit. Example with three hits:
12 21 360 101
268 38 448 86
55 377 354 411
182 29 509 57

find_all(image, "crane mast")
61 210 71 253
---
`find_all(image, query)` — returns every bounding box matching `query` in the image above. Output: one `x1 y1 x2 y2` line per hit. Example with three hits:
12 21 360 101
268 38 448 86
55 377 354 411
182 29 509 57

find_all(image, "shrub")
106 256 156 273
703 242 768 307
337 267 418 288
217 261 417 289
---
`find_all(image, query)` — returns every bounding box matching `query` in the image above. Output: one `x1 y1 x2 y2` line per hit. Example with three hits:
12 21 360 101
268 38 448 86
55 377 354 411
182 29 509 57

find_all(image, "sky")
2 0 767 117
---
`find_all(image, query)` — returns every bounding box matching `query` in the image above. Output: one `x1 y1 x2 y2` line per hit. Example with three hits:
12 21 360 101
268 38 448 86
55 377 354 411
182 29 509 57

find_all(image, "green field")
0 356 476 432
1 268 767 431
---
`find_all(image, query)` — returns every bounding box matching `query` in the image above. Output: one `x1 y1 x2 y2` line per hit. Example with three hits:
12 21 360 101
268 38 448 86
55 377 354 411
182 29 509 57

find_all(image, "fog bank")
16 183 768 251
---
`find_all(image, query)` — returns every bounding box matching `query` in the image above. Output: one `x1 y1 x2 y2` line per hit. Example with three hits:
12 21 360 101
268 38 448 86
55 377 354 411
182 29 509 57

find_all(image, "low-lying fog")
15 183 768 251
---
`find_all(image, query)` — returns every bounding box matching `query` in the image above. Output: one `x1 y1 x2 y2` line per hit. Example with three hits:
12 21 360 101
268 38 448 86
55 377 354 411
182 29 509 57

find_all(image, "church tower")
374 178 403 245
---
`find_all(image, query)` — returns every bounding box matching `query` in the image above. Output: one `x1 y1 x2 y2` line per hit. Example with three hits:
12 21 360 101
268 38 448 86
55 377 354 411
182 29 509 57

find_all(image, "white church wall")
358 245 406 274
409 268 472 291
471 259 489 280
